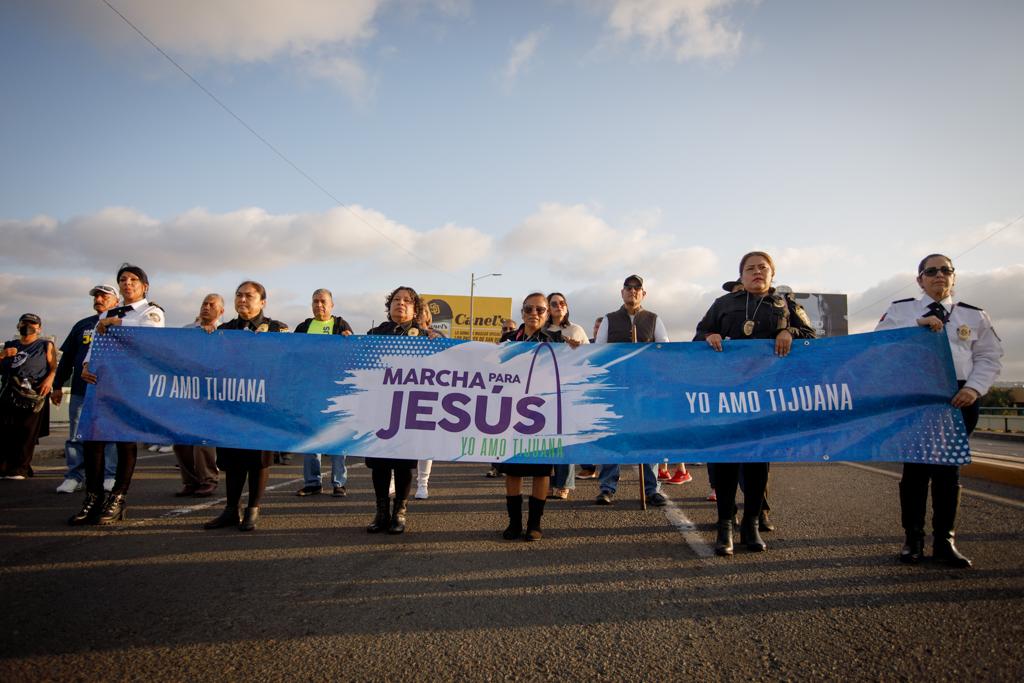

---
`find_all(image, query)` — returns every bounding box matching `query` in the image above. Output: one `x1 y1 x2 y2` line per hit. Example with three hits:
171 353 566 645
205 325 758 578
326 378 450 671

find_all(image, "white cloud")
601 0 745 61
303 55 375 103
502 28 548 88
107 0 383 62
0 205 492 274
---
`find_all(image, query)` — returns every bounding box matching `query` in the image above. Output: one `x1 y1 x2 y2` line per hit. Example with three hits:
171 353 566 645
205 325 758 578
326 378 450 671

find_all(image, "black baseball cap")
18 313 42 325
623 274 644 287
722 280 741 292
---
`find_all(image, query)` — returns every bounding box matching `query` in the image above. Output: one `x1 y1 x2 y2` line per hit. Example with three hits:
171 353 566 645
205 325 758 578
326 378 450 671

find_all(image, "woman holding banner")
876 254 1002 568
364 286 432 535
497 292 564 541
545 292 586 500
203 281 289 532
694 252 815 556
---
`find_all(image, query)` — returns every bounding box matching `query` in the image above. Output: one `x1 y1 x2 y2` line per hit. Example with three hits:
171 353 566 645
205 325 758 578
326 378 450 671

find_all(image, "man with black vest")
294 288 352 497
593 274 669 507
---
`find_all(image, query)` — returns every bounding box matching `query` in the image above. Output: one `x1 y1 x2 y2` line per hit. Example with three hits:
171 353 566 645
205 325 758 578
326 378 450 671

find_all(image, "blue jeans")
552 464 576 490
599 463 660 497
65 393 117 482
303 453 347 488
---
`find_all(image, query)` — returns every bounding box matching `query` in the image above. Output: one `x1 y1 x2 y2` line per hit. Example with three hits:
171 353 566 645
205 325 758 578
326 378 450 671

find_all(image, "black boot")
740 514 766 552
758 510 775 532
367 497 391 533
525 496 545 541
715 519 734 556
933 484 972 568
503 495 523 540
96 494 127 525
239 506 259 532
204 506 241 529
388 499 408 534
899 529 925 564
68 493 103 526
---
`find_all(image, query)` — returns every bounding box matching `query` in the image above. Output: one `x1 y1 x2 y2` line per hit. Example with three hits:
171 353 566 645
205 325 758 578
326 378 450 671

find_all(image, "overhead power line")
101 0 455 280
851 213 1024 317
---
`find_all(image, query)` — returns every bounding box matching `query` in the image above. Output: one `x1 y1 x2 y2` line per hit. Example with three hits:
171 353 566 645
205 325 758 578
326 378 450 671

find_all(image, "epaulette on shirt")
892 298 915 304
147 301 165 312
956 302 982 311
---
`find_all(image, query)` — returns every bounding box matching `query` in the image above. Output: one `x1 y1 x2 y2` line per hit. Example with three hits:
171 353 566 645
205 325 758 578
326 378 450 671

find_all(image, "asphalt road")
1 447 1023 681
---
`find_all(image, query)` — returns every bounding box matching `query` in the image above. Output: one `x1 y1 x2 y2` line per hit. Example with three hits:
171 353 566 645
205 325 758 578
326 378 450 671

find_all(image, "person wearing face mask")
497 292 565 541
50 285 121 494
364 286 432 535
0 314 57 480
876 254 1003 568
694 253 815 556
202 281 289 533
68 264 165 526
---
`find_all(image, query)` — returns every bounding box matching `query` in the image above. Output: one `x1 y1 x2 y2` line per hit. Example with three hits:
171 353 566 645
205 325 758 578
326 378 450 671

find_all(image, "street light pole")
469 272 501 341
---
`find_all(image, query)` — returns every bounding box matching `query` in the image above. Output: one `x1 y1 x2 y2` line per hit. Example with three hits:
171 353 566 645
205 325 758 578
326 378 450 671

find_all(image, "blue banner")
79 326 970 465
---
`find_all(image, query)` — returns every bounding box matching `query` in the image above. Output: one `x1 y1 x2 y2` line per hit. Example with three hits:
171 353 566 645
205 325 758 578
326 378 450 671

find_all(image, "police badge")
406 327 419 336
256 323 269 333
957 324 970 340
743 320 755 336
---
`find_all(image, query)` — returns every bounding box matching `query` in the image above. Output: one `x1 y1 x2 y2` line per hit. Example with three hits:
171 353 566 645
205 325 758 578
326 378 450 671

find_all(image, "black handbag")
0 378 46 413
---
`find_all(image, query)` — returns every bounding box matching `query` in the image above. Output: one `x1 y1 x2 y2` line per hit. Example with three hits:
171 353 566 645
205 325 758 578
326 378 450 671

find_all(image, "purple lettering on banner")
514 396 546 435
376 392 404 439
405 391 438 430
474 395 513 435
439 393 471 432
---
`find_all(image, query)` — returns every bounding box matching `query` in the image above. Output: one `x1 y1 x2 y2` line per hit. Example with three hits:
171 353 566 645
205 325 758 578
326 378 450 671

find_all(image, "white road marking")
663 498 716 558
161 477 304 518
842 462 1024 510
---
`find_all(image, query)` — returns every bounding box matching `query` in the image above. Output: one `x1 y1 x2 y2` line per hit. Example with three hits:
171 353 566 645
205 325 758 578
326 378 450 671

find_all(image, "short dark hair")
236 280 267 301
547 292 572 329
385 286 424 322
917 254 952 274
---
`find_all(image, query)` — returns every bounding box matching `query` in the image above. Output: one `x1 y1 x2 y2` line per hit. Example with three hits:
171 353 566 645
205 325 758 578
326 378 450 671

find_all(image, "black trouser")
371 465 412 501
899 386 980 534
0 406 44 478
84 441 137 496
217 448 272 509
714 462 768 521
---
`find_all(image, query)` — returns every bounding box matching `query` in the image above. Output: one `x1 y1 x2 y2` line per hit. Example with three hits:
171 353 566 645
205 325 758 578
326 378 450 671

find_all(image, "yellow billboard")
421 294 512 343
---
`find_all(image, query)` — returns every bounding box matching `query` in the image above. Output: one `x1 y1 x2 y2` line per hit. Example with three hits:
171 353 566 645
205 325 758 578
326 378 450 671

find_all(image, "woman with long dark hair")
545 292 587 500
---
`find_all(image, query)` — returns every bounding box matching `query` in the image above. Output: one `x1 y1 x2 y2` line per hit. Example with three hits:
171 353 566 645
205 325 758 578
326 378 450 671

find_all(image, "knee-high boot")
525 496 546 542
389 497 408 534
367 497 391 533
899 478 927 564
503 495 523 540
932 484 972 568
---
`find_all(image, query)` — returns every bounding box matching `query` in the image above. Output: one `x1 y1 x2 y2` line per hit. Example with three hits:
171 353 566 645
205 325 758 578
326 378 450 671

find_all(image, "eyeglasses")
549 300 566 307
622 285 642 291
522 306 548 314
920 266 955 277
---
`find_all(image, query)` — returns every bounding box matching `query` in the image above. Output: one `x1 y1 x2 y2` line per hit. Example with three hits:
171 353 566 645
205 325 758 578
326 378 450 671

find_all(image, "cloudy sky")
2 1 1022 379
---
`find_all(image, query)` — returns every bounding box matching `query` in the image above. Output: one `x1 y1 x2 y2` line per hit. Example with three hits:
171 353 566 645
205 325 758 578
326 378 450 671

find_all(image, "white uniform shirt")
84 298 166 364
594 313 670 344
875 294 1003 395
545 322 591 345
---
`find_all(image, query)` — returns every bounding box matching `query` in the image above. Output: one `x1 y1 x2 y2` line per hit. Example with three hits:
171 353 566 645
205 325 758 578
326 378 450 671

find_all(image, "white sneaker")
388 480 396 496
56 478 82 494
7 475 26 480
147 445 160 452
158 445 173 453
415 484 429 500
103 477 115 492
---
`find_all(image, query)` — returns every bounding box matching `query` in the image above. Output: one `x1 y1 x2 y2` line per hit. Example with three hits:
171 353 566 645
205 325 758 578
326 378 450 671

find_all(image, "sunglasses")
920 266 955 277
522 306 548 314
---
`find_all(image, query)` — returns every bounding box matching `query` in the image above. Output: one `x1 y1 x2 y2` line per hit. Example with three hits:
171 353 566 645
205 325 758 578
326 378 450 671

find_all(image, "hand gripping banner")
79 327 971 465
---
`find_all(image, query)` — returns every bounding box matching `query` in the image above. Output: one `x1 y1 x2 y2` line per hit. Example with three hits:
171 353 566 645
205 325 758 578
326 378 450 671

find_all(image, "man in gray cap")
592 275 669 507
51 284 121 494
